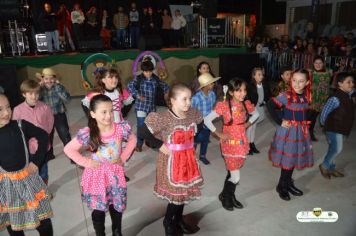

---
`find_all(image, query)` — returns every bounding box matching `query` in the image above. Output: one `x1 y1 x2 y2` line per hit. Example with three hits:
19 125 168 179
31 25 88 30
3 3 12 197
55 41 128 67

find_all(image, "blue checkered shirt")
320 96 340 126
128 74 169 113
192 90 216 117
39 84 71 115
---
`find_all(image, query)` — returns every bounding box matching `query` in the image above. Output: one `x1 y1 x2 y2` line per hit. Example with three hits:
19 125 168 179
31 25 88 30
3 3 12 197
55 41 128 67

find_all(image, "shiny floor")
4 98 355 236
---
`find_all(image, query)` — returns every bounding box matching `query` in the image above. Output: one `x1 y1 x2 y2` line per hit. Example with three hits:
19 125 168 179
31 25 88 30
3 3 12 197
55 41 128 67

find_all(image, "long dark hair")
196 61 215 77
250 67 264 85
93 68 123 94
225 78 249 125
88 94 112 152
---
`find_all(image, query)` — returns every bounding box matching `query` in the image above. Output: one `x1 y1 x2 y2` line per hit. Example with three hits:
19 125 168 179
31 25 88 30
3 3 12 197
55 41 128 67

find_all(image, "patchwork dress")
310 71 331 112
66 122 135 212
269 92 314 170
144 108 204 205
214 100 255 170
0 121 52 231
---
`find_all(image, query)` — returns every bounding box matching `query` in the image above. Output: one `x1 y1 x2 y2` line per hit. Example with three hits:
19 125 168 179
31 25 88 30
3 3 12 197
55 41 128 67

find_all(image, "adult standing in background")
71 3 85 49
161 8 172 47
56 4 75 51
142 7 159 35
100 9 112 49
85 6 99 38
171 9 186 47
113 6 129 48
129 2 140 48
40 2 60 54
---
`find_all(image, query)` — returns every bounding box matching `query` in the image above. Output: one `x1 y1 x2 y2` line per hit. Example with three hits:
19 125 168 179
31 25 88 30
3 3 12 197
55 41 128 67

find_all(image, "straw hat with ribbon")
198 73 221 90
35 68 58 81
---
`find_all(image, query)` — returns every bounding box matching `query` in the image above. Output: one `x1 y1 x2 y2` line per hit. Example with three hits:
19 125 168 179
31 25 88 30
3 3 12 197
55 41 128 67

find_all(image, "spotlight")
191 1 202 8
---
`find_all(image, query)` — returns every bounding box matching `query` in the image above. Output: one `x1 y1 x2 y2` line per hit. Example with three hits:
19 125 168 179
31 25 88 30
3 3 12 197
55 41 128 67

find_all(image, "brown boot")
319 164 331 179
330 170 344 177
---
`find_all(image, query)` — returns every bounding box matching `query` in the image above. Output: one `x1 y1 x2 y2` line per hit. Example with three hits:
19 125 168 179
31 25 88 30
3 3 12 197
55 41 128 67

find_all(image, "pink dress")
214 100 255 170
64 121 136 212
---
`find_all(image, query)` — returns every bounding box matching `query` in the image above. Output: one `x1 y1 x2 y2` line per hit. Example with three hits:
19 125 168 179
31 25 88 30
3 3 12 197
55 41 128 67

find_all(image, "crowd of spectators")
38 2 187 53
248 32 356 58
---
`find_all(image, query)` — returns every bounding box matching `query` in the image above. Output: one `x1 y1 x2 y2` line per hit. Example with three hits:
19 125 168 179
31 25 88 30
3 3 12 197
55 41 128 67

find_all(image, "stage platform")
0 47 246 96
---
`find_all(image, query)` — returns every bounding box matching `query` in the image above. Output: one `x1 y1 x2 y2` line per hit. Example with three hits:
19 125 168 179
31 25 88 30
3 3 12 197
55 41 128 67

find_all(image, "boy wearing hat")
192 73 220 165
38 68 71 160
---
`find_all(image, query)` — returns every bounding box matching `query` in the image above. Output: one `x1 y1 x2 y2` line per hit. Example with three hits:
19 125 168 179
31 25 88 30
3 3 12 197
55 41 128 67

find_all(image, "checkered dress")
0 121 53 231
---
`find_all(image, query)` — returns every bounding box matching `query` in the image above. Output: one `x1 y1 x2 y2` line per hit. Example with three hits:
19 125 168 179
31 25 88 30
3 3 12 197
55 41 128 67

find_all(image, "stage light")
191 1 202 8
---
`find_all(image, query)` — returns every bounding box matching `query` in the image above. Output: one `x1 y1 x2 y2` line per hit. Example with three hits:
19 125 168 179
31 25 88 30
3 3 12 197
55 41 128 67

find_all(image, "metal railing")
261 51 356 81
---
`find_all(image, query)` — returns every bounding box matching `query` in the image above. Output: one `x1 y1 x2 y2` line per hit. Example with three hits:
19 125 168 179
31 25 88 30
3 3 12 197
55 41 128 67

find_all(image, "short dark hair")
141 60 154 71
313 55 324 63
336 72 354 84
279 65 292 76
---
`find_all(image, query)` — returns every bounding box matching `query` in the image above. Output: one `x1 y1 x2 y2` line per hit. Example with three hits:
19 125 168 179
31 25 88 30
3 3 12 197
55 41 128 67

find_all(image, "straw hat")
35 68 57 80
198 73 221 90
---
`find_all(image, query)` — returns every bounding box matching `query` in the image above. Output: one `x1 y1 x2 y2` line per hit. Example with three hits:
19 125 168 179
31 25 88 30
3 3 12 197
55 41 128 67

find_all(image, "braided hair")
225 78 249 125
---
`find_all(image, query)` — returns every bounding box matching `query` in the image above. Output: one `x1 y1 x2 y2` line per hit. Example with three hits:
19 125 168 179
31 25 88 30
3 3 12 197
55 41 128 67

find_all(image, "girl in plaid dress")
64 94 136 236
0 94 53 236
204 79 259 211
267 69 313 201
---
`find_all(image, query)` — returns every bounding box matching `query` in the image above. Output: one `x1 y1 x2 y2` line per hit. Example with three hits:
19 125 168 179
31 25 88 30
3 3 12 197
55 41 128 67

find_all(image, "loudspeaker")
219 53 263 84
200 0 218 18
0 64 22 108
138 34 162 51
78 39 103 52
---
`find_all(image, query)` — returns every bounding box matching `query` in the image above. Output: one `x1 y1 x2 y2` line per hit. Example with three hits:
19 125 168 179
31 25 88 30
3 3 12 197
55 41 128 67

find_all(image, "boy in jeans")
13 79 54 185
319 72 355 179
38 68 71 159
192 73 220 165
128 60 169 152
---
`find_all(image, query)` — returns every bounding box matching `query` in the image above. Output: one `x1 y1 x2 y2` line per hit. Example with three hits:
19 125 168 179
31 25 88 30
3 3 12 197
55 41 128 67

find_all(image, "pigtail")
227 97 233 125
88 116 103 152
305 70 312 103
242 100 250 123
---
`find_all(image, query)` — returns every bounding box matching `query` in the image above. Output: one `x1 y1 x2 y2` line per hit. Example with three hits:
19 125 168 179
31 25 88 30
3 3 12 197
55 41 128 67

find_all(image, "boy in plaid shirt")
192 73 220 165
128 61 169 152
38 68 71 159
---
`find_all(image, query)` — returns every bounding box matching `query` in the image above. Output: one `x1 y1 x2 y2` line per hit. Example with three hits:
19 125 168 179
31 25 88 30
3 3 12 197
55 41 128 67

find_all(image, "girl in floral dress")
82 68 134 181
308 56 331 141
204 79 259 211
64 94 136 236
267 69 313 201
138 83 204 236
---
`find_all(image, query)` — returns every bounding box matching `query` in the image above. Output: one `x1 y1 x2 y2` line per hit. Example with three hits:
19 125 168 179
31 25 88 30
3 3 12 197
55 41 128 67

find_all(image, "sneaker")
200 157 210 165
